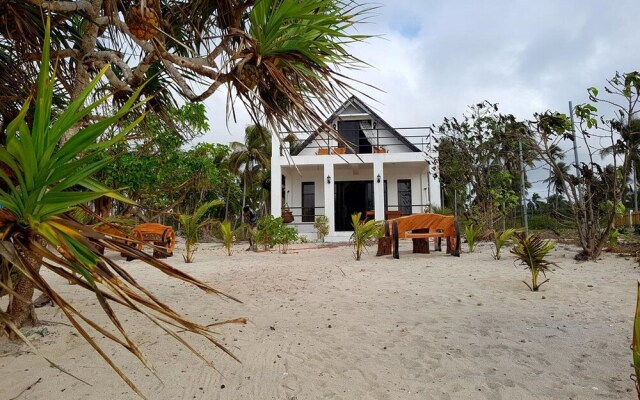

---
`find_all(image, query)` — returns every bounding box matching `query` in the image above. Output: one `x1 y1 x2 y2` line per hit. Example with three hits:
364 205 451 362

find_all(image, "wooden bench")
92 223 143 259
376 213 460 258
133 223 176 258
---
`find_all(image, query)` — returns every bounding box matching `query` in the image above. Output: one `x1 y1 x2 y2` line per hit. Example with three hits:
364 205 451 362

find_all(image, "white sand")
0 239 638 399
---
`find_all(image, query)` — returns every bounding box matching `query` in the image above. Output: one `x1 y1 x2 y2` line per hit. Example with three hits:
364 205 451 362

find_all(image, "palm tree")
228 124 271 212
543 144 565 208
544 161 570 211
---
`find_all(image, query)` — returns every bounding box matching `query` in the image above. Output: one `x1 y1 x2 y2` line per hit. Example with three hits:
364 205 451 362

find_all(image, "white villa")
270 96 441 242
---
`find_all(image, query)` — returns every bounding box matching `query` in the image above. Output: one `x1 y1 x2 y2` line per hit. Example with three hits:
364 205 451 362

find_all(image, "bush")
254 215 298 253
314 215 330 242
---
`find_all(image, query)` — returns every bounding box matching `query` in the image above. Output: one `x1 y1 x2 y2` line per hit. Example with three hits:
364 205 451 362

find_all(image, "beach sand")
0 239 638 399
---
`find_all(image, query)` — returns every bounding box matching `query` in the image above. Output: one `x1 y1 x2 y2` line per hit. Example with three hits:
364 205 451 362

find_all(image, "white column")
373 161 384 221
323 162 335 235
429 163 441 208
271 132 282 217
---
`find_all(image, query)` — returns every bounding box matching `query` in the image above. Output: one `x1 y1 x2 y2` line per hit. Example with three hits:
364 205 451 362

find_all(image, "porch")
273 154 436 242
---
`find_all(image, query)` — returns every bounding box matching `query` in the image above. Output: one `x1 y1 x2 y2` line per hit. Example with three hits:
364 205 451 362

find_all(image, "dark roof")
291 96 421 155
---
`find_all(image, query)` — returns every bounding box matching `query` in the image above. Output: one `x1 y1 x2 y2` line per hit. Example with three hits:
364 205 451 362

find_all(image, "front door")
335 181 374 231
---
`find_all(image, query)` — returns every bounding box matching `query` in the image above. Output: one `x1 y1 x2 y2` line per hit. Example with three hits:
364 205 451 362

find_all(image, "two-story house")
270 96 440 242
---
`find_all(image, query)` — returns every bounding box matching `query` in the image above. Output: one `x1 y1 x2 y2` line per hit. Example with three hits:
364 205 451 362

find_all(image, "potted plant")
281 204 294 223
373 145 387 153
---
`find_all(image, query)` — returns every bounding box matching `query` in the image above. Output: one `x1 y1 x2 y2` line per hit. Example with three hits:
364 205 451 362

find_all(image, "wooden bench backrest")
133 223 176 253
94 224 129 238
134 223 171 236
387 213 457 239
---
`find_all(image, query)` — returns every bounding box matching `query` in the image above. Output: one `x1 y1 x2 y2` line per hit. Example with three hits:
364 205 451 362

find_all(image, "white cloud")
197 0 640 194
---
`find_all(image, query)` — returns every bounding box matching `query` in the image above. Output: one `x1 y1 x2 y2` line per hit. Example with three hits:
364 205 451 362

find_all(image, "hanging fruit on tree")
126 0 160 41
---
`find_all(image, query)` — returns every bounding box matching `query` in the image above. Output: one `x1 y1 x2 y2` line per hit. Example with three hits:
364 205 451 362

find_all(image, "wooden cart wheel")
161 227 176 256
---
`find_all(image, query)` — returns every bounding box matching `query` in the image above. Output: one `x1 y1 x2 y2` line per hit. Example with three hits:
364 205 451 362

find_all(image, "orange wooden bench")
92 223 143 258
133 223 176 258
376 213 460 258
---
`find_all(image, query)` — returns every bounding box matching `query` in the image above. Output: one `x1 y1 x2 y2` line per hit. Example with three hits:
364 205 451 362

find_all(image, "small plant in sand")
314 215 330 243
492 228 518 260
511 232 558 291
608 229 620 249
254 215 278 250
632 282 640 399
275 224 299 254
252 215 297 253
180 200 223 263
464 223 482 253
350 212 383 261
219 220 235 256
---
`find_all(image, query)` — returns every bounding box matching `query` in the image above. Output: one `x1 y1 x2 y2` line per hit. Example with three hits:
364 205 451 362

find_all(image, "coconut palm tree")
544 161 570 211
544 144 566 208
228 124 271 211
0 21 241 397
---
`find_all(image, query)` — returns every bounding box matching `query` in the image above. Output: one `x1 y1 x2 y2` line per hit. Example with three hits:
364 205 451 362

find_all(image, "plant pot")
373 146 388 153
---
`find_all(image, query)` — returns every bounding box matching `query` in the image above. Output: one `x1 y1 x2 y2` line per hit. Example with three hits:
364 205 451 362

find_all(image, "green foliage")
180 200 223 263
463 224 482 253
633 283 640 399
101 112 238 220
219 220 234 256
608 229 619 248
350 212 383 261
511 232 558 291
0 21 241 397
253 215 298 253
314 215 330 243
275 224 299 254
432 102 536 231
432 206 453 215
492 228 519 260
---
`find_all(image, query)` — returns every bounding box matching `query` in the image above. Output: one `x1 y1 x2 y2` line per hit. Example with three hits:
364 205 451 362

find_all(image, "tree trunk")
5 237 47 331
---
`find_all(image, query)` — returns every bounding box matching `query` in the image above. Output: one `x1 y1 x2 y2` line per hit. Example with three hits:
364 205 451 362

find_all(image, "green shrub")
314 215 330 242
432 206 453 215
254 215 298 253
608 230 619 248
350 212 383 261
633 283 640 399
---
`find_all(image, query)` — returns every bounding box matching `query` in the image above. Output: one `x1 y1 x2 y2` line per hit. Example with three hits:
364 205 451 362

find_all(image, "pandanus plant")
0 19 242 398
632 282 640 400
350 212 383 261
511 232 558 291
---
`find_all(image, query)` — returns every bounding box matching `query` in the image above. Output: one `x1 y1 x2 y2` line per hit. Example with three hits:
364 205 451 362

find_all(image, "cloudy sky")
201 0 640 194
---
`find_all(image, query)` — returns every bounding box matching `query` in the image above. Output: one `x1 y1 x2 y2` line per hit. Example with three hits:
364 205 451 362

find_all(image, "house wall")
281 162 433 241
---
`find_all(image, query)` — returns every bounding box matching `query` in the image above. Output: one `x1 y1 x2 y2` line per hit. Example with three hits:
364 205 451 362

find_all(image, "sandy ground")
0 239 639 400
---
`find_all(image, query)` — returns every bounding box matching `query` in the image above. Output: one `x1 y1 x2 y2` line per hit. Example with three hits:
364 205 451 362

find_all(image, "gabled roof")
292 96 421 155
